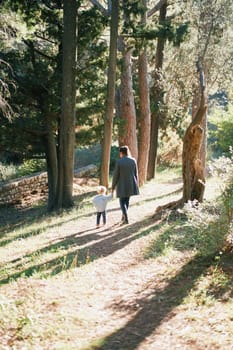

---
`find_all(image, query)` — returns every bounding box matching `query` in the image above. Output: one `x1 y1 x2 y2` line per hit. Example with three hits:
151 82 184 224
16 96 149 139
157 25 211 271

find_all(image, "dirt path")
1 177 231 350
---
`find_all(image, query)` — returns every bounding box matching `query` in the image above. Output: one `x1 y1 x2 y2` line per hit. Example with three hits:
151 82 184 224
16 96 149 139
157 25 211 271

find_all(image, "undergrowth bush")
220 161 233 252
181 154 233 255
209 154 233 222
158 130 182 167
0 159 46 181
0 162 17 181
146 155 233 259
16 159 46 177
208 104 233 158
179 200 225 256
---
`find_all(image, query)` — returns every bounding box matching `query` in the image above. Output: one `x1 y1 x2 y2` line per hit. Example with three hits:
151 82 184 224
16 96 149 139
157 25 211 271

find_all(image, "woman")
112 145 139 224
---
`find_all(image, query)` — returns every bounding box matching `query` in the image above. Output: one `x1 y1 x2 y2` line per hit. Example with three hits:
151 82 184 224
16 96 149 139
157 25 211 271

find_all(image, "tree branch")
196 60 205 93
193 60 207 126
148 0 168 17
89 0 109 16
21 127 47 137
23 39 56 61
34 33 58 45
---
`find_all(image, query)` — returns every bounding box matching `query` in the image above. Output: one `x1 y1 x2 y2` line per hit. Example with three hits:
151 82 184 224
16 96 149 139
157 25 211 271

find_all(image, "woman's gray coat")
112 155 139 198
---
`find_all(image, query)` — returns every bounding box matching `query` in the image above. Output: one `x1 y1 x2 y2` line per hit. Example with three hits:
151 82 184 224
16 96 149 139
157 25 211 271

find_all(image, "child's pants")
96 211 106 225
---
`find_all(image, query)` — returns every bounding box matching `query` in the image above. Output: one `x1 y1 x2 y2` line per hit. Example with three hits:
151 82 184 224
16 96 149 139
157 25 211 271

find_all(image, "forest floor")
0 169 233 350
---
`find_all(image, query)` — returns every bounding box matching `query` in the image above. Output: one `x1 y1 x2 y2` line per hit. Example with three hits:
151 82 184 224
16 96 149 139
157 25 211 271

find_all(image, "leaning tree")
155 61 207 213
155 0 233 213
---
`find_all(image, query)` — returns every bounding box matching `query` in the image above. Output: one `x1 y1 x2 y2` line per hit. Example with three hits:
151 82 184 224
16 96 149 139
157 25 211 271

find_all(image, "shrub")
0 162 17 181
179 200 225 256
182 155 233 254
110 145 119 171
17 159 46 177
208 104 233 158
158 129 182 167
208 154 233 223
0 159 46 181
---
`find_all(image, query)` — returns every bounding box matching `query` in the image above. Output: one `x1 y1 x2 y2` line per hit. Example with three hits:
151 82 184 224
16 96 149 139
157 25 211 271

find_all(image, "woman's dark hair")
119 146 129 155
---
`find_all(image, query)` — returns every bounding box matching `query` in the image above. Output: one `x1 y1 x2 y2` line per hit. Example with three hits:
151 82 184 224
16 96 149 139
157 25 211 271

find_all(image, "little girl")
92 186 112 228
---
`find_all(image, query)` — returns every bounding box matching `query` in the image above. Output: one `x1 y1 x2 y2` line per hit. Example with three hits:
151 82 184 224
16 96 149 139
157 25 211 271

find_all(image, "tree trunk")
147 1 167 180
100 0 119 188
182 62 207 203
192 82 207 177
45 113 58 211
137 0 151 187
119 40 138 159
154 62 208 215
147 111 160 180
56 0 77 209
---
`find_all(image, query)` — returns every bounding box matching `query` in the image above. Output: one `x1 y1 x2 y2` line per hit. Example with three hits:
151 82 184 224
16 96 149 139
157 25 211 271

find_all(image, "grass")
0 191 95 284
0 167 232 349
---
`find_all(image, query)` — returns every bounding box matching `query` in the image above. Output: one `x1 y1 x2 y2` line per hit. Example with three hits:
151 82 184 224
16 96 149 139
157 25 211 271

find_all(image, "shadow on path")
0 190 95 236
0 216 162 284
88 254 217 350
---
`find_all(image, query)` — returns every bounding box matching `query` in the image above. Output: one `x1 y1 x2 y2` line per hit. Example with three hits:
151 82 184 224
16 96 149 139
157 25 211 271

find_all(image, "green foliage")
134 21 189 46
145 201 225 259
223 180 233 224
121 0 145 35
181 156 233 254
0 158 46 181
208 155 233 250
182 156 233 254
146 156 233 260
157 129 182 167
121 0 189 48
210 154 233 225
0 1 63 161
121 0 189 53
110 145 119 171
76 7 108 143
179 201 225 256
17 158 46 177
208 104 233 157
0 1 109 164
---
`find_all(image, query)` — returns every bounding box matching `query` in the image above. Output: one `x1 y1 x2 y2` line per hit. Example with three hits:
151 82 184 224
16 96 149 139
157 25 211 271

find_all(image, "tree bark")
119 40 138 159
154 62 208 215
45 113 58 211
182 61 207 203
147 1 167 180
137 0 151 186
100 0 119 188
56 0 77 209
192 81 207 177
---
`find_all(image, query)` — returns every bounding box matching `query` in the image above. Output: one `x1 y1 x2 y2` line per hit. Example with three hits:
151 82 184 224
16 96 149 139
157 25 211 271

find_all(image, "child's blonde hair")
98 185 107 194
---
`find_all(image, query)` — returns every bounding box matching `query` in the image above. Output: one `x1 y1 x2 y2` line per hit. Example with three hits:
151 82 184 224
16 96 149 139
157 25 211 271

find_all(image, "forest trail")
1 175 231 350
